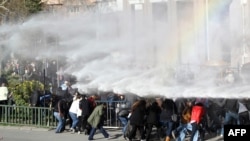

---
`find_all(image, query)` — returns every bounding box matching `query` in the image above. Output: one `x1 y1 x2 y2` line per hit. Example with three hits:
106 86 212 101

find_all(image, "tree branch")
0 0 8 5
0 6 9 12
0 0 9 12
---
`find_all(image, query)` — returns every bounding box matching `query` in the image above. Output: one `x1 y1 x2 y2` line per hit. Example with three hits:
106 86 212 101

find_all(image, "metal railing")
0 105 57 128
95 100 131 128
0 100 130 128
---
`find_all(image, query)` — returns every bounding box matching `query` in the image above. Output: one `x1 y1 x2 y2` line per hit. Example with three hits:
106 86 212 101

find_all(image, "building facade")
41 0 250 70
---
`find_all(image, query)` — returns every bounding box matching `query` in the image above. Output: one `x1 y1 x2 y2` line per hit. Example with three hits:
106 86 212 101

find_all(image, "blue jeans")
177 123 199 141
221 111 240 135
160 120 174 137
54 112 66 133
118 116 128 134
88 125 109 140
69 112 79 129
176 123 187 133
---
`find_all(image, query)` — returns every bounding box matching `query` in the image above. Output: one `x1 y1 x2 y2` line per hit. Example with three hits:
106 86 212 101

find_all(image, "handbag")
118 109 129 117
171 114 178 122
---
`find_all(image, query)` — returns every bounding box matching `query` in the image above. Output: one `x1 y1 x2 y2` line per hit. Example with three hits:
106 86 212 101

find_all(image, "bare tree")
0 0 9 12
0 0 42 24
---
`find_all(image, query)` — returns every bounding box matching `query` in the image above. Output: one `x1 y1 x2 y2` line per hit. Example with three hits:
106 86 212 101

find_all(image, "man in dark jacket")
53 98 67 133
145 101 162 141
79 94 91 134
220 99 239 137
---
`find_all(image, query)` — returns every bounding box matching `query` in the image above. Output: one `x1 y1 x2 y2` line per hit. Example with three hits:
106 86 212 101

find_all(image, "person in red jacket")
176 102 205 141
189 102 205 141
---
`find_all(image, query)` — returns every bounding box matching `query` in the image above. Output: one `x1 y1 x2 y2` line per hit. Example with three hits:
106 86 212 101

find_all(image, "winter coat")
79 98 91 117
87 104 104 128
69 99 81 114
181 106 192 124
222 99 239 114
130 105 146 126
190 105 205 124
54 99 67 115
160 99 177 122
146 102 161 125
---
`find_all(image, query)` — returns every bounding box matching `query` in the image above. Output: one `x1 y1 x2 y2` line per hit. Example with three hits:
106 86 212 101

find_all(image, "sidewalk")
0 125 223 141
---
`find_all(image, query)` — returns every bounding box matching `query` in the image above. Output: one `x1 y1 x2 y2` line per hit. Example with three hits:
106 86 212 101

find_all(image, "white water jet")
0 1 248 98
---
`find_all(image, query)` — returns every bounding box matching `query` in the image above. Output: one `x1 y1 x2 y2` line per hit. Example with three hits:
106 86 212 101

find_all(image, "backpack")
118 109 130 117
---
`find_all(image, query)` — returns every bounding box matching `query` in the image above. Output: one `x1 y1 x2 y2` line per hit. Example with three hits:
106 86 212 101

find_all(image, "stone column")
193 0 207 63
167 0 179 65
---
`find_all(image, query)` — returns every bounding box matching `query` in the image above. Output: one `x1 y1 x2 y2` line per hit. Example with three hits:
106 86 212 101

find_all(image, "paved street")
0 126 124 141
0 126 223 141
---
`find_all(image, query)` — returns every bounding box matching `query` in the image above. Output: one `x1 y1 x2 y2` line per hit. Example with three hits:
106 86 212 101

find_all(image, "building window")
152 2 168 22
69 6 80 13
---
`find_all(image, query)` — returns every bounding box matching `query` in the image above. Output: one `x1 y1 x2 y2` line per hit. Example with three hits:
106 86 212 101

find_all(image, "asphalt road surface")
0 126 223 141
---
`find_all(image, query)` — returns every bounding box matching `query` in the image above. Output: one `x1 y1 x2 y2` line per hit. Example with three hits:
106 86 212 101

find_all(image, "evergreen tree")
25 0 42 15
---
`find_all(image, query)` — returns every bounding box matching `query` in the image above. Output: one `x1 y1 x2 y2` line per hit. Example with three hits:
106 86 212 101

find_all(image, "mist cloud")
0 2 248 98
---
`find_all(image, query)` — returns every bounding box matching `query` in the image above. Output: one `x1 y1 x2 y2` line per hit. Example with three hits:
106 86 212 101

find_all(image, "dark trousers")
77 116 83 132
145 123 161 141
77 115 90 132
82 115 89 131
0 100 8 122
128 124 145 140
88 125 109 140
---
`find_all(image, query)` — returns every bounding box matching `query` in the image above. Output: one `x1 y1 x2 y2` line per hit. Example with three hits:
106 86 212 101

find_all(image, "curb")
0 125 50 131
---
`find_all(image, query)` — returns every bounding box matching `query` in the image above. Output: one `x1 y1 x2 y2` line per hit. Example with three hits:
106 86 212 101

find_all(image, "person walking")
79 94 91 135
69 92 82 133
127 99 147 141
176 102 205 141
220 99 239 137
172 99 193 140
145 101 162 141
117 105 130 140
87 103 109 140
53 98 67 133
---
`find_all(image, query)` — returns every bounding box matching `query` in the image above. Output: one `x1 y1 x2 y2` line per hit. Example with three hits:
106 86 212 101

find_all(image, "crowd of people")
53 91 110 140
51 85 250 141
115 97 250 141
